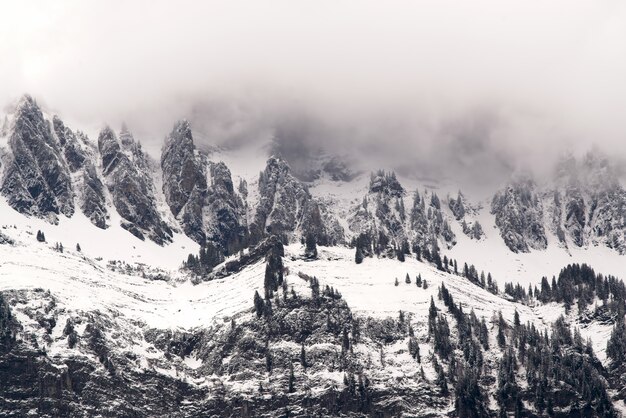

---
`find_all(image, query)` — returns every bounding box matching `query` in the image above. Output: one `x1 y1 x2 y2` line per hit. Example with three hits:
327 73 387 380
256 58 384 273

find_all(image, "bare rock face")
551 152 626 253
98 126 172 244
52 116 109 229
250 156 343 246
161 121 247 254
491 176 547 253
161 121 207 219
52 115 86 172
0 95 74 222
349 170 455 257
80 163 109 229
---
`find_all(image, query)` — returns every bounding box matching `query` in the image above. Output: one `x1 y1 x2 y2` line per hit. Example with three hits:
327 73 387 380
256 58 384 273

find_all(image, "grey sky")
2 1 626 181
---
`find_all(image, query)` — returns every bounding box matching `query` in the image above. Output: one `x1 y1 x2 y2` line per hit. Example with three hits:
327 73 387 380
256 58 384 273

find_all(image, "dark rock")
0 95 74 221
491 176 547 253
161 121 247 253
98 126 172 244
251 157 343 246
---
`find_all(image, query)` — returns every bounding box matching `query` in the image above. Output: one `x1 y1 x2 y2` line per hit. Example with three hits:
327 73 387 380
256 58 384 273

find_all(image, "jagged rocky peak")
491 174 547 253
98 125 173 244
119 123 135 149
161 119 207 218
548 151 626 252
554 150 619 191
251 156 343 246
350 170 456 258
251 156 310 243
0 94 74 221
204 160 248 254
98 126 122 175
52 115 109 229
161 120 247 253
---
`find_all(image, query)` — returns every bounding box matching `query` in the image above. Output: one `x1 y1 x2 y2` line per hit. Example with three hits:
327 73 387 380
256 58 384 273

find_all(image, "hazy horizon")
2 1 626 186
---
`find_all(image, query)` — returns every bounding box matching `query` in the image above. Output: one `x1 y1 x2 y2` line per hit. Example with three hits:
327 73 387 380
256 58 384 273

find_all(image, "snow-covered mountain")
3 95 626 416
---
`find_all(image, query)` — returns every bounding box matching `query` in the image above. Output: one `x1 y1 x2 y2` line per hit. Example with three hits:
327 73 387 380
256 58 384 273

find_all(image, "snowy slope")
1 218 622 416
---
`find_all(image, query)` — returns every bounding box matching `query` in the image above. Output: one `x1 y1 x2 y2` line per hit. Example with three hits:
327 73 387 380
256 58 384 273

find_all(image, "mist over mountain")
2 1 626 191
4 2 626 417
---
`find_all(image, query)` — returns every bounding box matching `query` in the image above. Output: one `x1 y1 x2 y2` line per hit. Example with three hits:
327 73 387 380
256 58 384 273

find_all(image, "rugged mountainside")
349 170 456 259
0 95 74 222
161 120 247 254
250 156 343 246
491 175 547 253
1 227 625 417
52 116 109 229
98 126 173 244
3 96 626 260
551 153 626 253
5 94 626 416
490 153 626 254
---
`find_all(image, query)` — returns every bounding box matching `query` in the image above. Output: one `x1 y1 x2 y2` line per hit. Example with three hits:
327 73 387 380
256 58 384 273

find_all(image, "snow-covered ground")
0 197 198 271
284 244 613 362
446 203 626 288
0 225 264 329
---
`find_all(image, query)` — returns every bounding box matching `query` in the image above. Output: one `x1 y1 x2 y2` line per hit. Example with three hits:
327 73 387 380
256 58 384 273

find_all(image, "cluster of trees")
461 219 484 240
410 190 455 248
504 264 626 318
368 170 404 196
395 273 428 289
427 281 615 416
184 242 224 275
253 248 285 318
607 315 626 367
352 231 410 263
496 315 614 416
448 192 465 220
429 286 490 416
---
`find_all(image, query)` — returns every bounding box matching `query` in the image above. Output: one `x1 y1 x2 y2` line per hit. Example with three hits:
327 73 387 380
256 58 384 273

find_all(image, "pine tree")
310 277 320 301
397 249 405 262
300 344 307 369
304 233 318 259
288 362 295 393
394 277 399 286
76 243 81 252
254 291 265 317
266 351 272 373
405 273 411 284
355 246 364 264
497 311 507 348
342 328 350 352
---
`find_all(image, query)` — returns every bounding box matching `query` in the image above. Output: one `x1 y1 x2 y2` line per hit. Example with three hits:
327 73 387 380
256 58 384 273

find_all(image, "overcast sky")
2 1 626 182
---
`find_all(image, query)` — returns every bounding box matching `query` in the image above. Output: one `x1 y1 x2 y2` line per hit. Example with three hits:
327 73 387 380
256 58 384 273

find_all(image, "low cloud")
2 0 626 185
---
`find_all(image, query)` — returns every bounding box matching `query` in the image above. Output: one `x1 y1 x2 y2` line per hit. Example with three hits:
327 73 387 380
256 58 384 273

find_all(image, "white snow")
0 197 198 271
0 233 264 329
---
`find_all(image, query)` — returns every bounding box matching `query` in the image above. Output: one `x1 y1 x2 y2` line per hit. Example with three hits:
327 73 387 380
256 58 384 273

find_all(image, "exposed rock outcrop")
250 156 343 246
52 116 108 228
98 126 172 244
161 121 247 254
0 95 74 222
491 175 547 253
